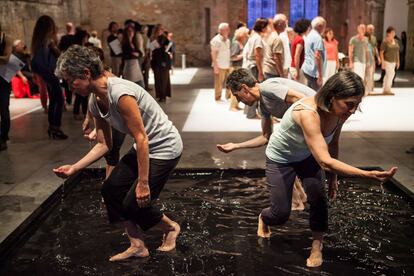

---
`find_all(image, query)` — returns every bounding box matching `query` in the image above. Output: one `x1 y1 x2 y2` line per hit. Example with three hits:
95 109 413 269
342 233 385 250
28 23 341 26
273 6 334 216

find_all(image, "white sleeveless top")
266 99 337 163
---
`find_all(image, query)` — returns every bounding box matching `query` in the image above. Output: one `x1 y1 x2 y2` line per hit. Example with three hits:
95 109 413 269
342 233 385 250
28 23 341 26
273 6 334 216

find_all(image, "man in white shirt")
210 23 231 101
275 14 291 78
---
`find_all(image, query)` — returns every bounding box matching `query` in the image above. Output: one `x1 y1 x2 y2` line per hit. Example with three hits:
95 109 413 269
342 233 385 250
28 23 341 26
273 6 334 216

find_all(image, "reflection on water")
1 170 413 276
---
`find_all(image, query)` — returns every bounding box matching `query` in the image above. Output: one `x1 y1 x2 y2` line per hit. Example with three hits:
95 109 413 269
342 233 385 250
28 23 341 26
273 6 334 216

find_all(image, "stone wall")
0 0 83 48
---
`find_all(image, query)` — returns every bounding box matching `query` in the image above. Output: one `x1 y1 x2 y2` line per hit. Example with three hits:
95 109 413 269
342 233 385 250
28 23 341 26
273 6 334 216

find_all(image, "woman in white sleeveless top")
259 70 397 267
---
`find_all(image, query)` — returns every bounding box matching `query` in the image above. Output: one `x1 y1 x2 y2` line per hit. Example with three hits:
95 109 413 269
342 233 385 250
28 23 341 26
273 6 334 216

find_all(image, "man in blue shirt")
301 16 326 91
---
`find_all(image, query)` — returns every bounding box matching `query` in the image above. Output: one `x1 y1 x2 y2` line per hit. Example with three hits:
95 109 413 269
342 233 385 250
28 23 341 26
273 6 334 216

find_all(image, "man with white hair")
348 24 368 80
302 16 326 91
365 24 380 94
210 23 231 101
274 14 291 78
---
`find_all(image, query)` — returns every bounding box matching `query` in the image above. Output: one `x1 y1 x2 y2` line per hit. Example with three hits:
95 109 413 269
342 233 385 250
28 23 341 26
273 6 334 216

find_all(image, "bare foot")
257 214 271 238
109 246 149 261
157 222 180 251
306 244 323 267
229 107 240 112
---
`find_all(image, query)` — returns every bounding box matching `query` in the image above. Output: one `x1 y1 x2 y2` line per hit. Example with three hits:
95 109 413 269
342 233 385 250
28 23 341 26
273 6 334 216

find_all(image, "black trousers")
101 147 181 231
0 77 11 141
153 67 171 100
104 127 126 166
73 94 88 115
45 76 64 127
261 156 328 232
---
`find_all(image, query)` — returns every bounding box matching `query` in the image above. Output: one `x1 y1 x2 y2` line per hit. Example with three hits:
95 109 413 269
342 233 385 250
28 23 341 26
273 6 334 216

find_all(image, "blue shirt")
301 29 326 78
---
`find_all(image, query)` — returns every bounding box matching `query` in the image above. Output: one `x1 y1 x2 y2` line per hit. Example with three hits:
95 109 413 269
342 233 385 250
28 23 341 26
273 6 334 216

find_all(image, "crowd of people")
0 16 176 150
210 15 406 117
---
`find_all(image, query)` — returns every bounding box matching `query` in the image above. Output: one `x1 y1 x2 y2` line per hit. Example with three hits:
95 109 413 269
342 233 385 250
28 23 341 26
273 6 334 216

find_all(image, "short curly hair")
293 18 311 35
55 45 104 80
226 68 257 94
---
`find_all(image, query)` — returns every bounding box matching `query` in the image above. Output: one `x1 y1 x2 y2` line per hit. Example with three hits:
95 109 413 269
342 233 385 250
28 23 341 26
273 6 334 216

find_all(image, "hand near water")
217 143 237 153
368 167 398 182
53 165 77 178
135 180 151 208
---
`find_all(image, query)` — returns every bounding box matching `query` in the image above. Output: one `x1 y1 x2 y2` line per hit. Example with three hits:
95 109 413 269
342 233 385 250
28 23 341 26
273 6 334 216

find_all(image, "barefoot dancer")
53 45 183 261
217 68 315 209
256 70 397 267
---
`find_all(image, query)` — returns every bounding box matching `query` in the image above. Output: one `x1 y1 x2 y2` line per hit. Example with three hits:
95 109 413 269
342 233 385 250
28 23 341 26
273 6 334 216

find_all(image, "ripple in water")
1 170 413 276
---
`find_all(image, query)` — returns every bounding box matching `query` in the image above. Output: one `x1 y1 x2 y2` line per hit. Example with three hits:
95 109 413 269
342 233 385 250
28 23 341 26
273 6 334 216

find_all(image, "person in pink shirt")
291 18 311 84
323 28 339 82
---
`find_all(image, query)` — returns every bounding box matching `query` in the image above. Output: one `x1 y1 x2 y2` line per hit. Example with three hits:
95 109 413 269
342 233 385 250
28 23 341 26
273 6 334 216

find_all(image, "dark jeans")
303 71 321 92
45 76 64 128
101 147 181 231
73 94 88 115
261 156 328 232
104 127 126 166
0 77 11 141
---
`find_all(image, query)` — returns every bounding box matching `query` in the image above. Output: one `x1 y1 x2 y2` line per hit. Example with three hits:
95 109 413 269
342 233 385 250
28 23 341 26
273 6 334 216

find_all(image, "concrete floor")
0 68 413 246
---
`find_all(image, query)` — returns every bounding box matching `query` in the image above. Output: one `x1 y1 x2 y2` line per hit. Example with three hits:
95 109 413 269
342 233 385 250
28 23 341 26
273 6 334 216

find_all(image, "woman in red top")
323 28 339 82
291 19 311 84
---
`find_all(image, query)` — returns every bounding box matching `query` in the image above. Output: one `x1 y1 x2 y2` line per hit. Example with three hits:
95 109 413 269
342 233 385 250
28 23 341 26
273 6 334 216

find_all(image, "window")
289 0 319 27
247 0 277 28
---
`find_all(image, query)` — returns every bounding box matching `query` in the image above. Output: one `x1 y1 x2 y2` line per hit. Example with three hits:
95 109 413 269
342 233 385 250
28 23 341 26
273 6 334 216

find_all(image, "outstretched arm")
297 110 397 181
54 115 112 178
217 117 272 153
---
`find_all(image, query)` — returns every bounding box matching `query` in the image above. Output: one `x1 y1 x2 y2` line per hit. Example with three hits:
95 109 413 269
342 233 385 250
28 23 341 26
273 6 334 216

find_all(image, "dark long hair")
31 15 57 54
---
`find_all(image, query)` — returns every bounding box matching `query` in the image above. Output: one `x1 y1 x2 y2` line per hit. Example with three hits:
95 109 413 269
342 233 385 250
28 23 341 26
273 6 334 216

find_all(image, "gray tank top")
266 99 337 163
89 77 183 160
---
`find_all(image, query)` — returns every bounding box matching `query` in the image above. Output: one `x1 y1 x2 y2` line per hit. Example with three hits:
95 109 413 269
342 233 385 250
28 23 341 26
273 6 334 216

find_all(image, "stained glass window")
289 0 319 27
247 0 277 28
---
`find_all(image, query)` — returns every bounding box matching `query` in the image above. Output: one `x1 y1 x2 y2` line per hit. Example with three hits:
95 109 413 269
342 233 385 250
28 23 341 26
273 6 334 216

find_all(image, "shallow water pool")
1 169 413 275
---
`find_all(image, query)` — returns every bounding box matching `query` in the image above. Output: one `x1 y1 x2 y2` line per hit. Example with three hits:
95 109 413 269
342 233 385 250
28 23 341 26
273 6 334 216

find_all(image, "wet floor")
1 170 413 276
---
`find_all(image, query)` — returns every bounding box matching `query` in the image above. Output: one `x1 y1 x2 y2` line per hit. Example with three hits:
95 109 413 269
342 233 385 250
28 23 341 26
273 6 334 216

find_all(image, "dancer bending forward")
53 45 183 261
257 70 397 267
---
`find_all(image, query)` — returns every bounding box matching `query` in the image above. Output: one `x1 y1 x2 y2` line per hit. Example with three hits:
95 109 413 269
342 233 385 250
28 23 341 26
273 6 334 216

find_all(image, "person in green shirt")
380 26 400 95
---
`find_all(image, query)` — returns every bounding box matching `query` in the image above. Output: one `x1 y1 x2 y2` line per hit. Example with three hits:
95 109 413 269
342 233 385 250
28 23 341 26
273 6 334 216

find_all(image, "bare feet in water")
306 242 323 267
257 214 271 238
109 245 149 261
157 222 181 251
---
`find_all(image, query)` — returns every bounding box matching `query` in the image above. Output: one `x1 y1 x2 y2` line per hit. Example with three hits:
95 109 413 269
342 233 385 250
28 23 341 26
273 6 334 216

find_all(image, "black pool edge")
0 166 412 263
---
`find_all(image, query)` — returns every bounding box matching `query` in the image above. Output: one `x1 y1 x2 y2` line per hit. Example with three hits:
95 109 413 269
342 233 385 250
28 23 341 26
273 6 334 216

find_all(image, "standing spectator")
244 18 269 119
366 24 381 94
302 16 326 91
348 24 368 80
72 29 90 120
291 18 311 84
122 24 144 87
58 22 76 52
141 25 151 90
107 22 122 76
166 32 176 73
323 27 339 83
276 14 291 78
400 31 407 70
380 26 399 95
59 22 76 105
0 23 12 150
151 35 172 102
31 15 67 140
229 26 249 111
263 18 284 79
210 23 231 101
88 30 102 48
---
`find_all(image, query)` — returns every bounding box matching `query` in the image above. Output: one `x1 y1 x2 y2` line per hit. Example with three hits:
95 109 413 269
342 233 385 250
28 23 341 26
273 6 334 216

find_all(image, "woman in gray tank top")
258 71 397 267
53 46 183 261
